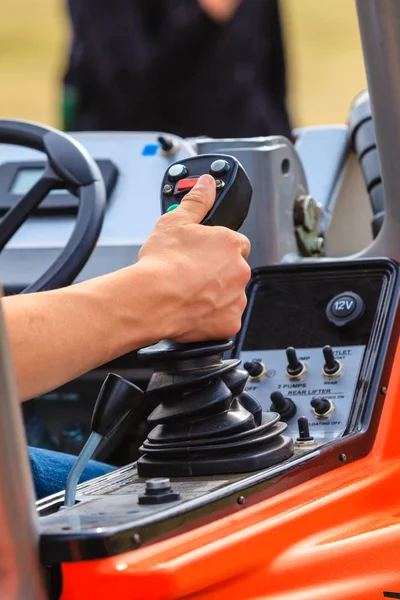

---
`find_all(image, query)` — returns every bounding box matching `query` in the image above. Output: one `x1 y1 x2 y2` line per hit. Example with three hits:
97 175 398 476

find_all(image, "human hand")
198 0 242 23
137 174 251 342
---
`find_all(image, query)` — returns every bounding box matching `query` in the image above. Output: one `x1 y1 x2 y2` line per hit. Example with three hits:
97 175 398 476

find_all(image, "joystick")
137 155 294 477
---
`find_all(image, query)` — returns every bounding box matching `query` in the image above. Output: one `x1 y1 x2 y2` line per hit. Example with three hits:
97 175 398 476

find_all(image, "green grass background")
0 0 367 129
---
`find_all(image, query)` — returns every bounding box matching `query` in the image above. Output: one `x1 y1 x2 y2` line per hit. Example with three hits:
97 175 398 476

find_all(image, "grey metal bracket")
194 135 320 268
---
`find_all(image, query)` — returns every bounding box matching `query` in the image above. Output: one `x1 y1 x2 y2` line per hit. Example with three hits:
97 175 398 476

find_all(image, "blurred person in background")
63 0 291 138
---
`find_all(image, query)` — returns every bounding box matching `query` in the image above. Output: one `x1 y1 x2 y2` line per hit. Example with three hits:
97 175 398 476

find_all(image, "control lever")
61 373 144 509
136 155 294 476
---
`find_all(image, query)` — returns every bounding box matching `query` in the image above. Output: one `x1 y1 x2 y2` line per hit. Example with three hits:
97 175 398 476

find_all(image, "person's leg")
28 446 115 500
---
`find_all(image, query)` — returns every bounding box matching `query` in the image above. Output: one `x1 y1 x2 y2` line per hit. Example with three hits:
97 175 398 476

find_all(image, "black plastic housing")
160 154 252 230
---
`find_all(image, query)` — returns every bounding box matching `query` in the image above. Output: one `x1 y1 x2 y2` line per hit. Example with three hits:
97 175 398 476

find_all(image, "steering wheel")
0 119 106 294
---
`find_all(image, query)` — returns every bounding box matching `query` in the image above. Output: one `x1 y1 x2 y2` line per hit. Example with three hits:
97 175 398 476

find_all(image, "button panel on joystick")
160 154 252 230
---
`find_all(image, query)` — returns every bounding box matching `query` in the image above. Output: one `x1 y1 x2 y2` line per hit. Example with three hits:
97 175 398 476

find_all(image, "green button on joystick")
167 203 180 212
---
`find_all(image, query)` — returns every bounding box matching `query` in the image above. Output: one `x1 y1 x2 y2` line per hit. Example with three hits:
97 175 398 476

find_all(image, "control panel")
240 345 365 442
234 260 396 444
38 259 400 565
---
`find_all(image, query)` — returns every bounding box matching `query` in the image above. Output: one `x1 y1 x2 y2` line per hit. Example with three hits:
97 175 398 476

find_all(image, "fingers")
236 231 251 259
166 174 216 224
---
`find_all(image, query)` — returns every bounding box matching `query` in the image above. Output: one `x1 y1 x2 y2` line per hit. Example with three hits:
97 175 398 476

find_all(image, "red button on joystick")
176 177 199 191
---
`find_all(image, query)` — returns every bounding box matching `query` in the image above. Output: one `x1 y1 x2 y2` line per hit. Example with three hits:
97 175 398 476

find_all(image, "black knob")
296 417 314 442
322 345 341 376
243 360 264 378
270 391 297 421
91 373 145 438
311 398 332 417
158 136 174 152
286 347 305 377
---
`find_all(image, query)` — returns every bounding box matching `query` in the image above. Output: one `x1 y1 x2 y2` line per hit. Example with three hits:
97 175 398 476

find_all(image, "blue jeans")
29 446 115 500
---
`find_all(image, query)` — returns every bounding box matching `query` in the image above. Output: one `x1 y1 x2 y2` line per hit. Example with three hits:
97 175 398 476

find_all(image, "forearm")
1 175 250 402
2 263 161 402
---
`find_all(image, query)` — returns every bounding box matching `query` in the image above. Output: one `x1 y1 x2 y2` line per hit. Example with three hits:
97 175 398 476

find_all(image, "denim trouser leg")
28 446 116 500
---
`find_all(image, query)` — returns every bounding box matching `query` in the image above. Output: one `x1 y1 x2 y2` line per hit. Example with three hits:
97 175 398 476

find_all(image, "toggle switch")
270 391 297 421
322 345 343 378
295 417 315 446
285 347 307 379
243 359 266 380
311 397 335 418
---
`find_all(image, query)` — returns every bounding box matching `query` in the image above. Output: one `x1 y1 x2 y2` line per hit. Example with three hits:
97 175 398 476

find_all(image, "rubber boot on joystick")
136 340 294 477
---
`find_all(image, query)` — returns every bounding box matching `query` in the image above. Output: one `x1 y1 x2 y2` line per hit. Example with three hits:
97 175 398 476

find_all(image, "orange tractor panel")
60 338 400 600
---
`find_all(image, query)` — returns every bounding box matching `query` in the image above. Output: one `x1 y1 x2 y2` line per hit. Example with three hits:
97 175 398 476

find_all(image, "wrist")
79 261 173 359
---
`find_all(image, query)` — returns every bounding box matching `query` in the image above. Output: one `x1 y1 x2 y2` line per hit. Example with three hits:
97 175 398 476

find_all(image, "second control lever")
61 373 144 509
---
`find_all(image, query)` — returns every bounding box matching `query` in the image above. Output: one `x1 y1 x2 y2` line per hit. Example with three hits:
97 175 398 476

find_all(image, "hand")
137 174 251 342
198 0 242 23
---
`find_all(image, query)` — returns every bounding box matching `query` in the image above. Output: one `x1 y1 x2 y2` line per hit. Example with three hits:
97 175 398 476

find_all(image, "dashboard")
37 258 400 564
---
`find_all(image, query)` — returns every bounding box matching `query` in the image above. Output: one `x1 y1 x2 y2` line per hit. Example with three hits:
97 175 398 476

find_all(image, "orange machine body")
60 341 400 599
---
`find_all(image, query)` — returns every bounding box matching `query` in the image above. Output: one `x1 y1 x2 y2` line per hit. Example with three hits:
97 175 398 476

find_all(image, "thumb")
171 174 216 224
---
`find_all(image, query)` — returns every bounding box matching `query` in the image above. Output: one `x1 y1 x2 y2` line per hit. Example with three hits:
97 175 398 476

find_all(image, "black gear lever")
61 373 144 508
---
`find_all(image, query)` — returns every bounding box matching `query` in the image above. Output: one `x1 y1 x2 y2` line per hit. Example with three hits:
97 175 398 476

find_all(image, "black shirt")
65 0 291 138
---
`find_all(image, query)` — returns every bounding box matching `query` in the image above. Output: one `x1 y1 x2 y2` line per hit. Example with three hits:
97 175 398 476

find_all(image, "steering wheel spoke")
0 167 61 252
0 119 106 293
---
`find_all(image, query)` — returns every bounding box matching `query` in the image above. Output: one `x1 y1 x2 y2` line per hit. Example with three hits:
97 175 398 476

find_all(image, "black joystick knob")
311 398 334 417
296 417 314 443
270 391 297 422
322 345 342 376
243 360 265 379
61 374 145 509
286 347 306 378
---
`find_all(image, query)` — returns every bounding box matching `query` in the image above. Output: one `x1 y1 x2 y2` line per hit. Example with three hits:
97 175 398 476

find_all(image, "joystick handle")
133 157 296 477
61 374 144 509
161 154 252 231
